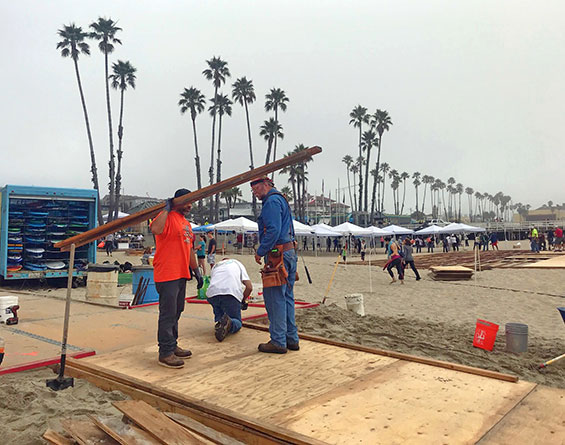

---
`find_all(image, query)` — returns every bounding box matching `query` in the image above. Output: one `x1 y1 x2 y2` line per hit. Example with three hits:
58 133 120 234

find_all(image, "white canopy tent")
293 220 314 235
332 222 372 236
211 217 258 232
311 223 334 231
312 226 342 237
102 211 129 222
366 226 390 236
414 224 445 235
382 224 414 235
441 222 485 234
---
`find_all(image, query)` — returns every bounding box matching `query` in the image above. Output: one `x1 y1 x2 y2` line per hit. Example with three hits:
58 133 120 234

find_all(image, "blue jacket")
257 189 293 257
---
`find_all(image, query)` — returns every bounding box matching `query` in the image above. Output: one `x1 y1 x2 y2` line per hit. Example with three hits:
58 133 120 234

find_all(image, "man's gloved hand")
191 267 204 289
165 198 174 212
241 298 248 311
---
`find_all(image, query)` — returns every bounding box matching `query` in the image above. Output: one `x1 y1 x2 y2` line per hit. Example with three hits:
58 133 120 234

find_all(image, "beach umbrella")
414 224 445 235
211 217 258 232
332 222 372 236
382 224 414 235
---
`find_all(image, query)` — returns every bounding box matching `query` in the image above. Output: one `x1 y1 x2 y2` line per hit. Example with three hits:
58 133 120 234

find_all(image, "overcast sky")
2 1 564 213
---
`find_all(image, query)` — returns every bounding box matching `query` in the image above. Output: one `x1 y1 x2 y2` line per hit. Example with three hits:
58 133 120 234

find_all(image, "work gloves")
165 198 175 212
241 299 248 311
190 267 204 289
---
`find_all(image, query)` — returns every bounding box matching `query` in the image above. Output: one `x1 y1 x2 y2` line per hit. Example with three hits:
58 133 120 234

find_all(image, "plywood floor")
78 325 565 444
524 254 565 269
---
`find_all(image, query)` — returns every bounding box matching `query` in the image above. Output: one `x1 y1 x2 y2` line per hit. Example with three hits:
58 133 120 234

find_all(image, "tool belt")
261 244 289 288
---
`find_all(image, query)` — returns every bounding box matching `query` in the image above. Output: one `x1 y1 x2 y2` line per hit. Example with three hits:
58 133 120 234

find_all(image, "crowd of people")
528 226 563 253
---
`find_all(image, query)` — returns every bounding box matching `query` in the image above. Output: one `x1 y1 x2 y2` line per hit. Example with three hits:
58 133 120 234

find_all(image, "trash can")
86 263 120 300
131 266 159 304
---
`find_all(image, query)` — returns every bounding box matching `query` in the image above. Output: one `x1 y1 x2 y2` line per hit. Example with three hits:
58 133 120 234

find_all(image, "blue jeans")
207 295 242 333
262 250 299 348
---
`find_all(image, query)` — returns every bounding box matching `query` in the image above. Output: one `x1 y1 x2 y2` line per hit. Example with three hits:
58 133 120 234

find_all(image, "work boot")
158 354 184 369
287 341 300 351
174 346 192 359
258 341 287 354
215 314 232 342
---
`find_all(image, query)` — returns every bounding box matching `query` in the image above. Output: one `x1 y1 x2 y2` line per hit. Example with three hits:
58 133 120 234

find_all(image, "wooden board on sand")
523 254 565 269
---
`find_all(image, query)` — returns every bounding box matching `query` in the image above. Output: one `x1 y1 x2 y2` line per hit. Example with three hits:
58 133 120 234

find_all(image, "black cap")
174 188 191 198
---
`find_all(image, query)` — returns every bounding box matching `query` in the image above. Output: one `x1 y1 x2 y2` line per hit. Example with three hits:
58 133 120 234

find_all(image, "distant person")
342 242 348 263
333 237 338 252
360 239 367 261
207 231 217 268
426 236 434 253
481 233 489 251
554 226 563 250
490 232 499 250
303 237 308 251
197 234 207 275
141 247 153 265
442 236 449 253
402 238 421 281
326 237 331 252
206 258 252 342
105 233 115 256
384 239 404 284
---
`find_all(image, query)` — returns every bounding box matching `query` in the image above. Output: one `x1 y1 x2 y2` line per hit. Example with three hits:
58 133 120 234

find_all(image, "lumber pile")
430 266 474 281
43 399 242 445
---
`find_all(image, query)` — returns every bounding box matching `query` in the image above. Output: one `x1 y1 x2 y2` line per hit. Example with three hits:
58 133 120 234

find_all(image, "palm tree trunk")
272 107 278 165
215 114 223 221
421 184 427 215
363 146 371 212
191 116 202 211
74 58 104 227
209 86 218 222
104 52 116 222
370 172 377 221
291 180 298 217
380 175 386 213
346 169 353 215
357 126 363 215
374 138 382 212
442 190 448 220
113 88 125 220
244 101 257 218
265 137 273 165
401 180 407 215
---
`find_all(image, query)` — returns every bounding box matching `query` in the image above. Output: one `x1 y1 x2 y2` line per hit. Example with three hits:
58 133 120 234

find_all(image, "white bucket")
0 296 19 323
345 293 365 316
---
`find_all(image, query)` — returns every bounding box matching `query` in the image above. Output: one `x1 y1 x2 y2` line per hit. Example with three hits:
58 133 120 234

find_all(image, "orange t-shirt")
150 211 194 282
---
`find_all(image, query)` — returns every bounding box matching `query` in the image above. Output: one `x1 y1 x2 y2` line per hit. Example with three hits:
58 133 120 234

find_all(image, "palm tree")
350 163 359 213
446 177 455 219
294 144 312 220
232 77 257 216
389 171 400 215
456 183 464 221
265 88 289 164
109 60 136 220
379 162 390 213
57 24 104 226
474 191 482 220
203 56 230 219
370 169 382 220
420 175 431 215
178 87 206 210
349 105 369 213
412 172 421 216
280 152 299 215
360 129 378 212
400 172 410 215
465 187 474 221
220 187 242 219
280 186 293 201
373 109 393 213
260 118 284 165
209 93 233 221
342 155 355 213
89 17 122 221
435 179 447 219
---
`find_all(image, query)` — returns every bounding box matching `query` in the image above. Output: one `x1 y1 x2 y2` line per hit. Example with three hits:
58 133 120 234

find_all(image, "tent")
312 226 342 237
366 226 390 236
332 222 372 236
192 223 214 233
293 220 314 235
441 222 485 234
102 211 129 221
211 217 258 232
414 224 445 235
382 224 414 235
311 223 334 231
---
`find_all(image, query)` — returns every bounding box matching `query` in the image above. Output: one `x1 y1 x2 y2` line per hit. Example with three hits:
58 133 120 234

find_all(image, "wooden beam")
113 400 205 445
43 429 74 445
65 360 325 445
61 418 119 445
88 415 160 445
166 412 246 445
242 322 519 383
55 146 322 250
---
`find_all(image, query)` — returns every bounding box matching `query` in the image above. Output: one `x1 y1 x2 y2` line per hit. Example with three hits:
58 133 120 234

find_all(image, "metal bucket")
505 323 528 353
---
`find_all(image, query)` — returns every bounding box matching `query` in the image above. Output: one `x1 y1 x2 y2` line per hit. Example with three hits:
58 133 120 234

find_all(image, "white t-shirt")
206 259 250 302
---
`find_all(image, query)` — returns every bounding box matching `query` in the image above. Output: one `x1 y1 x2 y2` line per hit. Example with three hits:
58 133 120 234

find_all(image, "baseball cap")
174 188 191 198
250 176 274 187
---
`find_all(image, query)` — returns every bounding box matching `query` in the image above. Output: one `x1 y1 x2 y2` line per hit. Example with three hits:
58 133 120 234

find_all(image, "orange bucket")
473 319 499 351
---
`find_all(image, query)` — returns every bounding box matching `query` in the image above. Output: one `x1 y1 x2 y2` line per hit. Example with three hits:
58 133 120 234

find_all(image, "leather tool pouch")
261 245 288 288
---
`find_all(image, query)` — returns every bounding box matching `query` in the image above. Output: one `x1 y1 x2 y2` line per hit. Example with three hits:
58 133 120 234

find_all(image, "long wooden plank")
88 415 161 445
43 429 74 445
113 400 205 444
66 359 325 445
55 146 322 250
166 412 246 445
242 322 519 382
61 418 120 445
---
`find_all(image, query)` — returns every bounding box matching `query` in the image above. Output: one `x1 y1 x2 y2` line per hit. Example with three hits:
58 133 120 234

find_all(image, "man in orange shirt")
150 188 203 368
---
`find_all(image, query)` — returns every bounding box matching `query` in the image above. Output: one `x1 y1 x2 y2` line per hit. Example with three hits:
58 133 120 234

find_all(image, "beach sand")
1 241 564 443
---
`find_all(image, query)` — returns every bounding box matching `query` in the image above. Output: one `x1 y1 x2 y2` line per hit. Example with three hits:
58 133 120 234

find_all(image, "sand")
1 241 564 443
0 367 128 444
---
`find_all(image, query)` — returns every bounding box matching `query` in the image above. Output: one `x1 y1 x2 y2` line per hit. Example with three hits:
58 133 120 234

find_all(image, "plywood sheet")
477 385 565 444
272 360 535 444
523 255 565 269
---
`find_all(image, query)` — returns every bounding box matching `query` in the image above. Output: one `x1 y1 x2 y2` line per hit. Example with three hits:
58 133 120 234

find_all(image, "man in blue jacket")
251 176 299 354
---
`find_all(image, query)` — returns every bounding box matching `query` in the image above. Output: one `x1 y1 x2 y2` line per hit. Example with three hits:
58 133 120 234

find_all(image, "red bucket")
473 319 499 351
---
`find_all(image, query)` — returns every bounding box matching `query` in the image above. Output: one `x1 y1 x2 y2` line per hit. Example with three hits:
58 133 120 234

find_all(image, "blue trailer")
0 185 97 280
